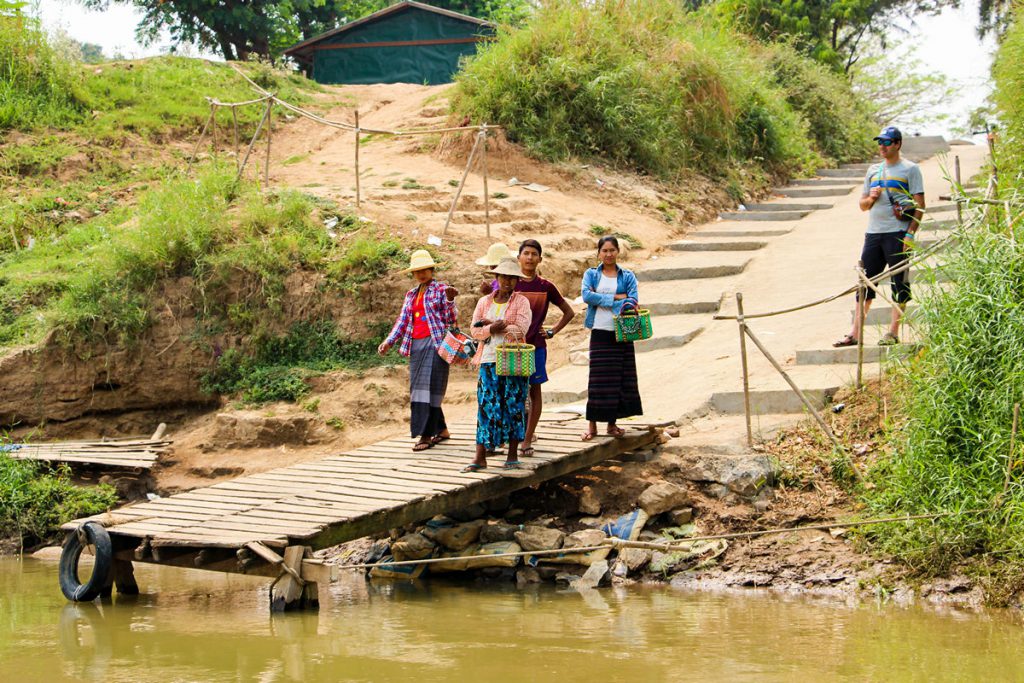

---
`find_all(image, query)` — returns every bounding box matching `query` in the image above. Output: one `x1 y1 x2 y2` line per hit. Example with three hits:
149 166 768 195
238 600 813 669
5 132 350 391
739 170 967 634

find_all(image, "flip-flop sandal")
503 460 527 470
832 335 858 348
520 446 535 458
460 463 487 473
581 431 596 442
430 434 450 446
412 441 432 452
878 333 900 346
607 426 626 437
498 461 533 478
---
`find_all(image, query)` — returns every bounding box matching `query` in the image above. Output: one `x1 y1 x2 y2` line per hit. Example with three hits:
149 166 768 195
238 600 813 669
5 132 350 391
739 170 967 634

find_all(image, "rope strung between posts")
228 64 501 137
714 218 961 321
332 509 989 571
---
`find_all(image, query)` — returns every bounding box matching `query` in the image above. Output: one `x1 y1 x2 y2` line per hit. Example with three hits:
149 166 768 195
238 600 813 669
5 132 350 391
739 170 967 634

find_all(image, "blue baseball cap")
873 126 902 143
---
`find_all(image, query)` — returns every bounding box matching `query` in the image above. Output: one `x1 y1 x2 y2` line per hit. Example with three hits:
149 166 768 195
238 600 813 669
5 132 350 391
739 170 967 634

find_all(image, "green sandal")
878 333 900 346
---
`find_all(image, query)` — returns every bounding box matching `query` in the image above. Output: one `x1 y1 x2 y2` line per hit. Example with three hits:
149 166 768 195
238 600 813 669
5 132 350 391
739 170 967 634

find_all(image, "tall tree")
716 0 955 72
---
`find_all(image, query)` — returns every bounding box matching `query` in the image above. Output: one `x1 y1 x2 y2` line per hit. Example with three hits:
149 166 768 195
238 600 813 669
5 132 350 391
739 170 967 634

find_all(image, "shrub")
0 448 118 544
201 320 400 403
0 13 85 130
763 43 875 164
452 0 856 180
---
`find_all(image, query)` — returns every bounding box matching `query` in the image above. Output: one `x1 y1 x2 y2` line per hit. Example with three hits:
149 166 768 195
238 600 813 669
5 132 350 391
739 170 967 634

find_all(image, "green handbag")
614 302 653 343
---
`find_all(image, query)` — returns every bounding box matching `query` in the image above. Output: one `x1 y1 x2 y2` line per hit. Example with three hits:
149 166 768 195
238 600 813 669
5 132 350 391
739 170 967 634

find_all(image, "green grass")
200 320 402 404
0 447 118 545
0 165 407 350
452 0 870 183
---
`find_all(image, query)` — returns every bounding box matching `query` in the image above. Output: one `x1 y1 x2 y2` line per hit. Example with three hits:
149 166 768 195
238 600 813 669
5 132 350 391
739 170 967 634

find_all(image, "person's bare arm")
860 187 881 211
549 299 576 336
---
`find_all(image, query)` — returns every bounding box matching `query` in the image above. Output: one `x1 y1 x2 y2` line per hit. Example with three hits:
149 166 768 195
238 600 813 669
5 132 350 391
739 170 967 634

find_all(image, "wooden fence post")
187 104 216 172
232 105 240 171
442 131 485 235
264 99 273 186
354 110 361 209
236 99 271 183
481 125 491 239
736 293 753 448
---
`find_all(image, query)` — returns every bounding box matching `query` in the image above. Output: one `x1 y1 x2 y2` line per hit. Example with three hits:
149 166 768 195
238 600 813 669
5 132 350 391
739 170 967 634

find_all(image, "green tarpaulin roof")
285 1 494 85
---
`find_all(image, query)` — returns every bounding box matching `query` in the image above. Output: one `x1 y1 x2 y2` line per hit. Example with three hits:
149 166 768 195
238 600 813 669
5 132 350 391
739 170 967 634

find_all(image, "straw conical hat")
475 242 512 267
486 257 526 278
401 249 443 273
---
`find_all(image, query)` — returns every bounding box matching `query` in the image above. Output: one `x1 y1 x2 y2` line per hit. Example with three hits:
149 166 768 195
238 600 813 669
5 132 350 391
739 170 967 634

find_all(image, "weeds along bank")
0 166 428 425
832 13 1024 602
453 0 874 197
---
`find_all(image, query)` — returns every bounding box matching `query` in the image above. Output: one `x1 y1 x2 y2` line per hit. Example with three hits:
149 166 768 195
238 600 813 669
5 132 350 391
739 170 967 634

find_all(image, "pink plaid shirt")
385 281 457 356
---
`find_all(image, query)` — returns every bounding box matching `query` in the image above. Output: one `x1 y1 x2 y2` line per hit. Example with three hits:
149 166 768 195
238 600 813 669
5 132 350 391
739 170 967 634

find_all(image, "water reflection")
1 557 1023 682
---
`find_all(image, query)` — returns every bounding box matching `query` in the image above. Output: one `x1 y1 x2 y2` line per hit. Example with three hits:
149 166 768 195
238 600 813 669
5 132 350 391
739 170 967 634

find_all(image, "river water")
2 557 1022 682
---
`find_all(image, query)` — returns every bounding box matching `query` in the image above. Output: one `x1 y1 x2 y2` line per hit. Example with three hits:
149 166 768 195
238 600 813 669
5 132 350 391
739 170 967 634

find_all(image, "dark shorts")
529 347 548 385
859 231 911 304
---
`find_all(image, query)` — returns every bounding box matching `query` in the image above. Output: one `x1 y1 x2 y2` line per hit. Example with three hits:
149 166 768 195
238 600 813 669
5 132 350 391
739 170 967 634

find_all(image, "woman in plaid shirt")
378 250 459 451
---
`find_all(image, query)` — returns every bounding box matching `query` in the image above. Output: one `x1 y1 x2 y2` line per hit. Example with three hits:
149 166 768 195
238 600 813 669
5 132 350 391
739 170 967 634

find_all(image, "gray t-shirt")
863 158 924 234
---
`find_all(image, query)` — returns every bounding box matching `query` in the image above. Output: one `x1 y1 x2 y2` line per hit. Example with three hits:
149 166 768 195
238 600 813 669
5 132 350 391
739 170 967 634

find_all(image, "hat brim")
475 257 499 266
873 136 898 142
486 269 524 278
401 262 443 274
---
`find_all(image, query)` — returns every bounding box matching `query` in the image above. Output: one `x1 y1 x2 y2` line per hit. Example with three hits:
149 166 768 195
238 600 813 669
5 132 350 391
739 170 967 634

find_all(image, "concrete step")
719 210 810 221
698 228 792 238
772 186 854 198
788 178 859 187
645 299 721 316
841 163 871 171
708 361 879 414
711 388 839 415
640 279 727 315
794 344 921 365
852 304 919 326
668 239 767 252
635 315 705 353
745 202 833 212
816 168 865 179
636 260 750 282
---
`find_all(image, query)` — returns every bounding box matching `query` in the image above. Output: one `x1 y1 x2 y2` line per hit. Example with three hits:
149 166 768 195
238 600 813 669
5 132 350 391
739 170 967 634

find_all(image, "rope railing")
187 64 502 233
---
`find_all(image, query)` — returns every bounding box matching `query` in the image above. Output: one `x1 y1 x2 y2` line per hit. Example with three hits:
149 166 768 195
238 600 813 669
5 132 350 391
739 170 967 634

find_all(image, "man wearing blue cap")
834 126 924 348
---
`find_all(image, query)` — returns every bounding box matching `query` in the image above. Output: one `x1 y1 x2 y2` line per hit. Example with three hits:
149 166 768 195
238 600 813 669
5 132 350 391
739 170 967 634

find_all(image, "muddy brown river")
2 557 1022 681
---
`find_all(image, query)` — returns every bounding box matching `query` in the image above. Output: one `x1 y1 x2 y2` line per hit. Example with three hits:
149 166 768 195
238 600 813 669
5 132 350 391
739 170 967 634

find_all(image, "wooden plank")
289 461 474 486
253 470 462 496
212 478 418 504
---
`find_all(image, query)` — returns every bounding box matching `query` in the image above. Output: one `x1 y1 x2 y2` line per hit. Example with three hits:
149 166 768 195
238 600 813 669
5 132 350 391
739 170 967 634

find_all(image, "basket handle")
619 298 640 315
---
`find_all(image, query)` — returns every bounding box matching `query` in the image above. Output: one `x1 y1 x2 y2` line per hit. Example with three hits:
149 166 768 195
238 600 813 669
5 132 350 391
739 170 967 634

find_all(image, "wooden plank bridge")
62 415 659 609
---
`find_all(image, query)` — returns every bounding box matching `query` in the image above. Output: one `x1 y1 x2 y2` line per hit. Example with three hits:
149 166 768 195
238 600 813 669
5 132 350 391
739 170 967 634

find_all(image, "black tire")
59 522 114 602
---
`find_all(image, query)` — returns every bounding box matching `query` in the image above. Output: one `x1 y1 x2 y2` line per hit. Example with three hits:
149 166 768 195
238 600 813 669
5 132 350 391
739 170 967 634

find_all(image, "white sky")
33 0 997 136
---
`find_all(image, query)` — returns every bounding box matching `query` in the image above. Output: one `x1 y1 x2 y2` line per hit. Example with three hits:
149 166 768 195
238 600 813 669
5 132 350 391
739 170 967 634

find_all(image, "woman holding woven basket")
581 235 643 441
462 257 533 473
378 249 459 452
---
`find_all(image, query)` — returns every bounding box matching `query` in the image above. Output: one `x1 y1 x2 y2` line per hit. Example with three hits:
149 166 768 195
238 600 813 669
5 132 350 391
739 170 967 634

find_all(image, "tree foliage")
715 0 954 71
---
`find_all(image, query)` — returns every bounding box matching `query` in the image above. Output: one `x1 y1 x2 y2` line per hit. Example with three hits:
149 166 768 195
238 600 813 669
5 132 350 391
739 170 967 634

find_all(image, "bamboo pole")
856 275 866 389
736 293 753 448
742 324 844 453
236 101 272 183
481 126 491 239
354 110 361 209
264 99 273 186
442 131 485 235
187 105 216 172
232 105 240 171
210 104 217 159
954 155 963 225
